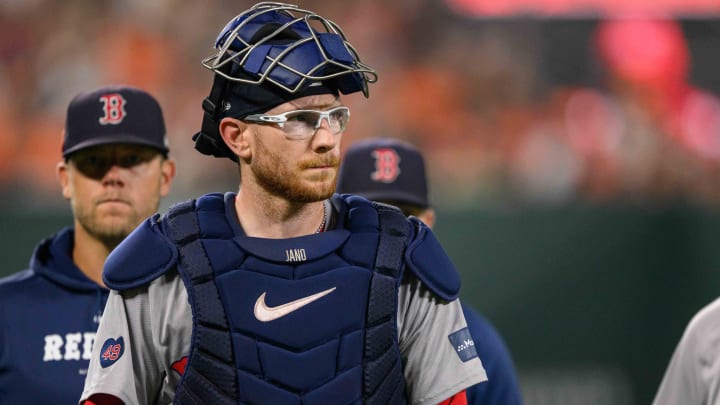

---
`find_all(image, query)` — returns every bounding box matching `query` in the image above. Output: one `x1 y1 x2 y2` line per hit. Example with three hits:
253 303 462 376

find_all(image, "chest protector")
163 193 408 405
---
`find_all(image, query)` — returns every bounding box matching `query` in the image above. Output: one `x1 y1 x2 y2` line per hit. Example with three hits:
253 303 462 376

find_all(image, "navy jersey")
0 227 108 404
463 304 524 405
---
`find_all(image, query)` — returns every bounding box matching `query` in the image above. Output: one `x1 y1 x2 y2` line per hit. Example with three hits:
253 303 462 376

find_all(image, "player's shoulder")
661 297 720 384
103 193 240 290
404 216 461 301
103 214 178 290
336 193 461 300
0 270 50 311
0 269 40 294
0 268 33 285
685 297 720 338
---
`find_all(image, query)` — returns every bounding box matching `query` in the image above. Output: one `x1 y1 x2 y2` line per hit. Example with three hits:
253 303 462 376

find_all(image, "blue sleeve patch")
448 327 478 362
103 214 178 290
404 218 461 301
99 337 125 368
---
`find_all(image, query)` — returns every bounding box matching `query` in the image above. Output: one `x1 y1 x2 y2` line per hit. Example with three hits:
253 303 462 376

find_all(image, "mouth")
97 198 130 206
303 158 339 170
305 165 338 177
301 164 338 182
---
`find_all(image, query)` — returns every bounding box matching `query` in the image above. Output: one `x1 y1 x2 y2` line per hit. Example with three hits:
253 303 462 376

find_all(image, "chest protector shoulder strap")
164 193 407 404
163 194 239 404
362 200 409 404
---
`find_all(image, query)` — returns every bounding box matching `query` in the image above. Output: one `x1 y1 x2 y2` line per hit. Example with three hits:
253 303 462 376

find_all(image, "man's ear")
219 117 251 160
159 157 176 197
56 161 71 200
417 207 436 229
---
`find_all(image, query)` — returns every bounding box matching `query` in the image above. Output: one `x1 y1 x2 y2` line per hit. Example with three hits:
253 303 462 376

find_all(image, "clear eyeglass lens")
282 107 349 139
329 108 349 131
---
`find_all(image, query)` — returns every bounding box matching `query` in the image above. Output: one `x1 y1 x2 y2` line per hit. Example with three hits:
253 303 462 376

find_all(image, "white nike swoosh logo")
254 287 337 322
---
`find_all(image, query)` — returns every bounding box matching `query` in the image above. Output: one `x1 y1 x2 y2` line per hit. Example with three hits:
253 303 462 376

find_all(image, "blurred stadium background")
3 0 720 403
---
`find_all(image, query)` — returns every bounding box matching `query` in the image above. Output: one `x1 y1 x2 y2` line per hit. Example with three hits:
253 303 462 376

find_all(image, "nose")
311 118 340 152
101 164 126 187
314 114 333 130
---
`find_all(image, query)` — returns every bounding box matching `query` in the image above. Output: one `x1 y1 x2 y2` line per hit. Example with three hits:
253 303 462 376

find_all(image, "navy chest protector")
103 192 461 405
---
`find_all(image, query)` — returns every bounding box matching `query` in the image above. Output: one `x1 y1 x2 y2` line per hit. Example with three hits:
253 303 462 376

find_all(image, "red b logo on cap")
98 94 127 125
371 148 401 183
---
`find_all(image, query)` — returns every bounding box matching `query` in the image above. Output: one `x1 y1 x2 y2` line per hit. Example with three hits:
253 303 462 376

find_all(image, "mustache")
300 156 340 169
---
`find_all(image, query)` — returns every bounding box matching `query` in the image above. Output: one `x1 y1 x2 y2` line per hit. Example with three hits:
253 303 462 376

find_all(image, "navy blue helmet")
194 2 377 161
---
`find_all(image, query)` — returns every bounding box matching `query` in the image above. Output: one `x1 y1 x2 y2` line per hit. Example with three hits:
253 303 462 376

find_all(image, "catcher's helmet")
193 2 378 161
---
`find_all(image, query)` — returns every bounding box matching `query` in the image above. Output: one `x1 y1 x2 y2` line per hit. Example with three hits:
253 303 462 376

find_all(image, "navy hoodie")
0 227 108 404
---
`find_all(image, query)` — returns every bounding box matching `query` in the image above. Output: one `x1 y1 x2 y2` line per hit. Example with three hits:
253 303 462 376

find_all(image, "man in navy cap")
337 137 524 405
0 85 175 402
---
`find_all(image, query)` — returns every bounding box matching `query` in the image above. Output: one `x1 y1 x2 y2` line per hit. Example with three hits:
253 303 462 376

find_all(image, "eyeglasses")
243 106 350 140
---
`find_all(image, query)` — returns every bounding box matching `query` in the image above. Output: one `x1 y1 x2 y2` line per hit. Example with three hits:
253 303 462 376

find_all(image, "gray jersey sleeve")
79 288 144 405
80 272 192 404
398 274 488 405
653 297 720 405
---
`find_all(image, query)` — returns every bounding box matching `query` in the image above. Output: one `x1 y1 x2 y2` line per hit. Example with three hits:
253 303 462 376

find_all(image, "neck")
72 224 114 288
234 189 328 238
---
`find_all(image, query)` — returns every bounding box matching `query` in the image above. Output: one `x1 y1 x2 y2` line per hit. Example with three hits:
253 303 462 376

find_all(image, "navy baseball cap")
62 85 169 158
337 138 429 208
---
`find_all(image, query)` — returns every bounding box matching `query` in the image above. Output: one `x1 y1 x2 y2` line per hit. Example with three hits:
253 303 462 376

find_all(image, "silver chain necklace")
316 200 328 233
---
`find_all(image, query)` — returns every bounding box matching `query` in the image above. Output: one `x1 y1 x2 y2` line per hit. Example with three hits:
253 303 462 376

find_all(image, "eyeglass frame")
242 106 351 140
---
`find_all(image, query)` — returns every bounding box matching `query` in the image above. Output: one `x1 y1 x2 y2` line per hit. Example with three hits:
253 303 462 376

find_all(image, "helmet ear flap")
192 130 237 162
193 64 239 162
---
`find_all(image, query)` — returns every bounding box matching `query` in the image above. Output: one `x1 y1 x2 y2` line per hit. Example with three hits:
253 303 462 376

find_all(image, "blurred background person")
0 85 175 403
337 137 523 405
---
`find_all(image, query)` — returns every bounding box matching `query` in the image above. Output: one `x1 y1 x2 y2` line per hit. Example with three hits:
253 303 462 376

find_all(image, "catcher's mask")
193 2 378 161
